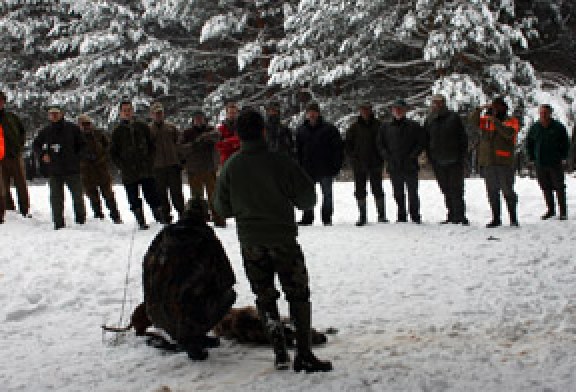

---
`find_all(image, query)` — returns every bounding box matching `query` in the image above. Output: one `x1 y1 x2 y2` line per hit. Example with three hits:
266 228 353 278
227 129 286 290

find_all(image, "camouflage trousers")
241 241 310 306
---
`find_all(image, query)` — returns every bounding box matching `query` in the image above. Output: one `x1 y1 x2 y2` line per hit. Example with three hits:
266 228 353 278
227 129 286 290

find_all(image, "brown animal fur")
102 303 332 347
101 302 151 336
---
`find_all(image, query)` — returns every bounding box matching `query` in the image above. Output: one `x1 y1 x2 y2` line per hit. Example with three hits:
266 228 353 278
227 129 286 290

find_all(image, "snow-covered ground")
1 177 576 392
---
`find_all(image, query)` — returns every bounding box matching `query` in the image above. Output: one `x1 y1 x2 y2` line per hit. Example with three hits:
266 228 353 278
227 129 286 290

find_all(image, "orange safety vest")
479 116 520 158
0 123 5 160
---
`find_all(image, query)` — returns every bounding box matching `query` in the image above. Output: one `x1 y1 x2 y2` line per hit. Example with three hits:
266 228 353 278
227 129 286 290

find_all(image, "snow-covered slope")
1 177 575 391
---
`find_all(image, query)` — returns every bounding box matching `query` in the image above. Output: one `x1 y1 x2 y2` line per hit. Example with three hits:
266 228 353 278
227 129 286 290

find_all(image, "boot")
321 207 332 226
257 302 290 370
110 209 123 224
298 210 314 226
557 189 567 220
152 207 168 224
375 197 388 223
133 208 149 230
505 196 519 227
541 190 555 220
184 337 209 361
289 301 332 373
486 195 501 228
355 199 367 227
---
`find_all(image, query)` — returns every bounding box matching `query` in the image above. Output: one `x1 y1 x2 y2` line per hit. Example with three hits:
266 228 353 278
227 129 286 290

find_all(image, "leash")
118 222 138 327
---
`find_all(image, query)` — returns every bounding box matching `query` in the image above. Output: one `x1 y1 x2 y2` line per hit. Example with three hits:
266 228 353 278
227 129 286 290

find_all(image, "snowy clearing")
1 177 576 391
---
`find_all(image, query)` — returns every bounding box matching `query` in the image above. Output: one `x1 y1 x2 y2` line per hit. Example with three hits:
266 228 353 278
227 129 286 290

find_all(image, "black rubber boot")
541 190 555 220
289 301 332 373
505 196 519 227
486 194 501 228
133 208 149 230
557 190 567 220
298 210 314 226
355 199 367 227
257 301 290 370
152 207 168 224
375 197 388 223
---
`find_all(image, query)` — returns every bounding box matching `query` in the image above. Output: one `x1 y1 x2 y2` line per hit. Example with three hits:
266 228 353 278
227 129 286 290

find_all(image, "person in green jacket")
214 108 332 373
526 104 570 220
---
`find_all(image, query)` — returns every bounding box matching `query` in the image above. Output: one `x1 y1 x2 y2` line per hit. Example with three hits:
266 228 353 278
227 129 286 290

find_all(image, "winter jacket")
377 117 425 173
0 109 26 158
264 116 295 156
33 119 85 177
0 123 5 160
110 119 155 184
214 139 316 246
215 120 240 164
179 125 219 173
345 115 383 171
526 119 570 167
143 213 236 340
150 121 181 169
424 109 468 165
469 108 518 167
80 128 110 168
296 117 344 180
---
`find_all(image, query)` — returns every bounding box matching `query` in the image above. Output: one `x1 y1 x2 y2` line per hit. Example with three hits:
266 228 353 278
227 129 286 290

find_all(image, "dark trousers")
81 165 119 218
241 242 310 306
481 165 517 219
302 176 334 223
353 167 384 200
1 156 30 215
433 162 466 221
154 165 185 214
389 170 419 220
536 163 566 215
49 174 86 226
124 177 161 212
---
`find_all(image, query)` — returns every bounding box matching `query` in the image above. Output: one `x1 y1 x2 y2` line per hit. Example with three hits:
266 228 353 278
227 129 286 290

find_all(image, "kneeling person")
214 108 332 372
143 197 236 360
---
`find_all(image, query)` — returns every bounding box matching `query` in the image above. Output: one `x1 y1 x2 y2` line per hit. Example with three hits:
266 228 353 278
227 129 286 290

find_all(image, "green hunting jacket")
214 139 316 246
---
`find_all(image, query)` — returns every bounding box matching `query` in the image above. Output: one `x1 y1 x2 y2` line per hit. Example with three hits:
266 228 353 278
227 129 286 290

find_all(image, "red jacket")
215 120 240 164
0 124 5 161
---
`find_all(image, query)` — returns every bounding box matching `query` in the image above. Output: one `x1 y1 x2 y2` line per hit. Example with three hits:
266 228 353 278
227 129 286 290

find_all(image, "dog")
102 303 335 348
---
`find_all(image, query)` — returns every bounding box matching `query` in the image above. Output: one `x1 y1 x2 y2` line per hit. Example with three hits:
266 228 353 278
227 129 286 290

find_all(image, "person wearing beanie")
214 108 332 373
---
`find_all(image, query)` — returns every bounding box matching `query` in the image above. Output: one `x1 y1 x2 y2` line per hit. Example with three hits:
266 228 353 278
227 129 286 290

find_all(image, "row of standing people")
0 90 572 228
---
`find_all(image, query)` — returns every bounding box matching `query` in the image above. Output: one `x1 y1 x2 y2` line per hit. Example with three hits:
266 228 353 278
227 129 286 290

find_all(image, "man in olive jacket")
378 99 425 224
469 97 519 227
345 102 386 226
214 108 332 373
110 101 165 229
526 104 570 220
149 102 185 221
424 94 469 225
33 106 86 229
77 114 122 223
0 91 30 217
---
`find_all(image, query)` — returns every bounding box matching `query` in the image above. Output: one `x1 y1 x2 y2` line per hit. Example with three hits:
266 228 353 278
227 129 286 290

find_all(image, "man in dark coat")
345 102 387 226
526 104 570 220
179 111 225 227
0 90 30 217
149 102 185 222
264 101 295 157
33 106 86 229
77 114 122 223
214 108 332 373
110 100 165 229
378 99 425 224
143 197 236 360
424 94 469 225
296 102 343 226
